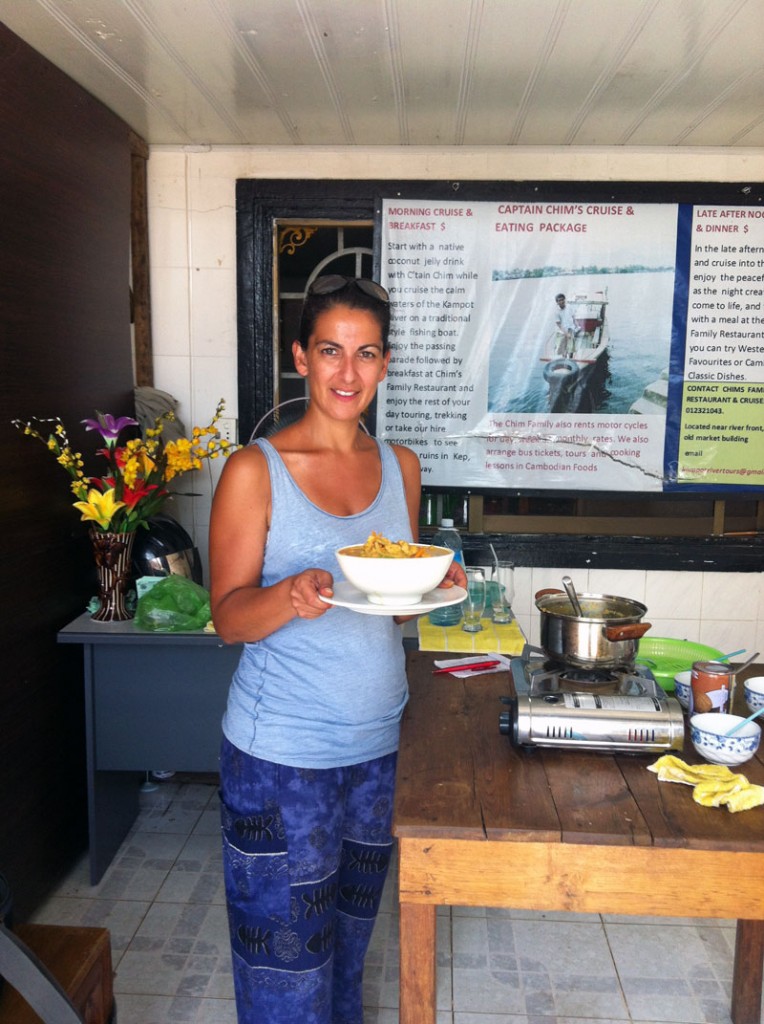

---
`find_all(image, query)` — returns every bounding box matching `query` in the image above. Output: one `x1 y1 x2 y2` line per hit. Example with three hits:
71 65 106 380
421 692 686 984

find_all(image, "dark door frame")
236 179 383 442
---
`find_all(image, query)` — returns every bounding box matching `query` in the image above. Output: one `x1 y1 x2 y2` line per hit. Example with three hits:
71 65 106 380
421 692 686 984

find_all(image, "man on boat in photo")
554 292 578 357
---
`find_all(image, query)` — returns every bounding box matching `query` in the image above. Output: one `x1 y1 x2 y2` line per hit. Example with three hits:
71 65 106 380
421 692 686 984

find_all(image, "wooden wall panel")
0 23 136 917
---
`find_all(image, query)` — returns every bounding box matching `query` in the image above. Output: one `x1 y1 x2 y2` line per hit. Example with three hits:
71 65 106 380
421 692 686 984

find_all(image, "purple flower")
81 412 139 445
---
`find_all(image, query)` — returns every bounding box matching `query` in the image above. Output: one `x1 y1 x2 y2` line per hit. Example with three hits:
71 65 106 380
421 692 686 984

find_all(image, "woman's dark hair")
298 276 391 353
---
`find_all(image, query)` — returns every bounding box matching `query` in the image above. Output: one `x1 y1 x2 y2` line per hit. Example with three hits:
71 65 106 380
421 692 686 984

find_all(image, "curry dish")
341 532 438 559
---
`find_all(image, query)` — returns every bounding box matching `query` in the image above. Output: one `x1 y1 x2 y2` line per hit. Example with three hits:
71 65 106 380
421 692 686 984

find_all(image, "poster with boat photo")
378 196 764 493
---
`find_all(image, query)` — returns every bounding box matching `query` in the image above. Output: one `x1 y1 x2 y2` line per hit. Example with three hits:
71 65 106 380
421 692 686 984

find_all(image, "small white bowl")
336 543 453 606
689 713 761 767
744 676 764 714
673 670 692 709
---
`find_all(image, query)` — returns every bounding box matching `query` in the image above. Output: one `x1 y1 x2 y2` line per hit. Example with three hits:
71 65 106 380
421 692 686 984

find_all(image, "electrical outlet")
217 417 238 443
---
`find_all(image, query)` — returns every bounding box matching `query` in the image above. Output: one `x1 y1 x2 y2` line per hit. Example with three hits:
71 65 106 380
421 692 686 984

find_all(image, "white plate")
319 581 467 616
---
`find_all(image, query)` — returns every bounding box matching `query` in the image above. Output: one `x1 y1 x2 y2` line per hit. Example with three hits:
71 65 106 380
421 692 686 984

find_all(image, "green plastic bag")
134 575 211 632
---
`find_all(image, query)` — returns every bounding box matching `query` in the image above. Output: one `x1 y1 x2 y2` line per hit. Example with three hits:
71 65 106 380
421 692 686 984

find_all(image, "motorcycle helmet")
132 514 203 586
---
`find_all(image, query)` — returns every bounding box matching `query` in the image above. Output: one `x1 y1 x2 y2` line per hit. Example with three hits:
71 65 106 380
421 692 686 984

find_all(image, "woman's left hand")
392 560 466 625
437 560 467 591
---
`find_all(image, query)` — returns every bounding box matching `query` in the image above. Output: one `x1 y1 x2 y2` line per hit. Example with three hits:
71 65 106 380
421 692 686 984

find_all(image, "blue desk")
58 614 241 883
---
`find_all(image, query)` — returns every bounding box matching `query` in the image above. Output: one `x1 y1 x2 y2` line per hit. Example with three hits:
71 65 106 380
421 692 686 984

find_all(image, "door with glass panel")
251 221 374 440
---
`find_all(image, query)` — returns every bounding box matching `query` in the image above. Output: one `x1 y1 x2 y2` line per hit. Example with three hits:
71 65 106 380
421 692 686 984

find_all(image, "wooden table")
393 652 764 1024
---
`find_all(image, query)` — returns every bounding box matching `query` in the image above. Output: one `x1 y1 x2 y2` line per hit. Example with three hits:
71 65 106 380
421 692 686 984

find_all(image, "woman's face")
293 305 390 420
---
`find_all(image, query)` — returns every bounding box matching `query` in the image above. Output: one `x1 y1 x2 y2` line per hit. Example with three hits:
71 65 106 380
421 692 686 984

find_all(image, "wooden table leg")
399 902 436 1024
731 919 764 1024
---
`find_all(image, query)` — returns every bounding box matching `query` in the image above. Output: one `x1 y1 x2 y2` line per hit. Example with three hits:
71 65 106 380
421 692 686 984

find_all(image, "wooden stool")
0 924 114 1024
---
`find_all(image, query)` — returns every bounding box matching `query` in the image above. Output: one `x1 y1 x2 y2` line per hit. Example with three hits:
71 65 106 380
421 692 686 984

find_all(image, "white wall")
147 145 764 656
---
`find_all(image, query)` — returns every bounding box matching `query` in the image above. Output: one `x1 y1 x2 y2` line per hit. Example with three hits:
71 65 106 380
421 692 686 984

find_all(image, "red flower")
125 485 161 509
90 475 164 510
110 477 164 509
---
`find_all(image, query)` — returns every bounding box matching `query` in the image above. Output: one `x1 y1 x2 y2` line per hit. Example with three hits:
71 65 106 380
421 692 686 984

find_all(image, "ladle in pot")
562 575 584 618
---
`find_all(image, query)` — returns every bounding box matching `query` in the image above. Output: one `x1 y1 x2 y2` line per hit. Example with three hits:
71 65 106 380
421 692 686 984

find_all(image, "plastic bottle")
428 518 465 626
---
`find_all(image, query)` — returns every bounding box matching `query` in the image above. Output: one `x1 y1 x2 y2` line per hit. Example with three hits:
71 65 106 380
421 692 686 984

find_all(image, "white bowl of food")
689 713 761 767
673 670 691 710
744 676 764 714
336 534 453 606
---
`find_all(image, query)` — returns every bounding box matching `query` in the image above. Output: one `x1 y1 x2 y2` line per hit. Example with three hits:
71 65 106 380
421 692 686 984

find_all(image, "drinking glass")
462 568 486 632
490 561 515 623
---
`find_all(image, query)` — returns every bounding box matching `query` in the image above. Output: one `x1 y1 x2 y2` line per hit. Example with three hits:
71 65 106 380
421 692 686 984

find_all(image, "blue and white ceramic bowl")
744 676 764 714
673 670 691 710
689 713 761 767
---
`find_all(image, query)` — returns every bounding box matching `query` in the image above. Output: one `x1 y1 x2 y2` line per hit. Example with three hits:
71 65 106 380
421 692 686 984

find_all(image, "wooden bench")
0 924 113 1024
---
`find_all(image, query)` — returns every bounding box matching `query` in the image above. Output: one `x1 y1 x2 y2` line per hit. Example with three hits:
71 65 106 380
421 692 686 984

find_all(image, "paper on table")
433 654 513 678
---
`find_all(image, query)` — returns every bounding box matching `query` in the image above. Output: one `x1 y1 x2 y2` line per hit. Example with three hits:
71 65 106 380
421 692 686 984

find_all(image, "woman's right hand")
290 568 334 619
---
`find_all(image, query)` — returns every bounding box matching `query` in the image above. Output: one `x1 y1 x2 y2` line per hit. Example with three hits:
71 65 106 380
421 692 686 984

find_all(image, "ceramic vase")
90 528 135 621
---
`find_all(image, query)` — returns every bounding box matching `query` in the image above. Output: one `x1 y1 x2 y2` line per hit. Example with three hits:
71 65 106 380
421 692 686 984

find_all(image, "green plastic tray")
636 637 724 692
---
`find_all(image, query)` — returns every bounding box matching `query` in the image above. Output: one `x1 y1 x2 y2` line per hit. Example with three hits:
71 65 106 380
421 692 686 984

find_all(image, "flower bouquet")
13 400 236 619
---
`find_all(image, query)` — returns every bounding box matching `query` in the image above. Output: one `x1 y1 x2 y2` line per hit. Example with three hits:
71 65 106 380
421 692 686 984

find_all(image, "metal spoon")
731 651 759 675
562 575 584 618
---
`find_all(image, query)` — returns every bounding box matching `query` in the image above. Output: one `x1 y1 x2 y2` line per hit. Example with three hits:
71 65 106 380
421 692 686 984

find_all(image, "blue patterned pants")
219 737 397 1024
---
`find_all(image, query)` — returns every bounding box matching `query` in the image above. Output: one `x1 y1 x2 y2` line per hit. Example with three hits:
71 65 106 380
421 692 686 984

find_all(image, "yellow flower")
163 438 203 480
56 448 84 477
72 488 126 529
122 456 139 489
14 400 237 533
122 449 155 487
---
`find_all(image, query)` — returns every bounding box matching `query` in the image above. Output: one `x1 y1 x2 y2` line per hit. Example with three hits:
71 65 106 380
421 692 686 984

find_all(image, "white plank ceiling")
1 0 763 148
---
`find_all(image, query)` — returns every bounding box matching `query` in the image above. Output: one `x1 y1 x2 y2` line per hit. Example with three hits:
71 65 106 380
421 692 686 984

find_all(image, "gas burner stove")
513 644 661 699
499 645 685 754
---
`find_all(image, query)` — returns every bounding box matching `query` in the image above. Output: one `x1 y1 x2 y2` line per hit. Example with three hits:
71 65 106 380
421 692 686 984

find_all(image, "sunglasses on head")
307 274 389 303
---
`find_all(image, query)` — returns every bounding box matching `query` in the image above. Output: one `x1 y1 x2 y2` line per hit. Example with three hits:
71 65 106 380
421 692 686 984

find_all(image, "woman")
209 275 464 1024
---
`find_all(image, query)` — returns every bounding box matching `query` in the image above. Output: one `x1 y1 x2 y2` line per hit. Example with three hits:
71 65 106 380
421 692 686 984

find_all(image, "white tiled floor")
29 777 754 1024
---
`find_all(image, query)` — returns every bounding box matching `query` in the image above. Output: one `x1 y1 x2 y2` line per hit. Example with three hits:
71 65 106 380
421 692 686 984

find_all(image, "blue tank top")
222 437 412 768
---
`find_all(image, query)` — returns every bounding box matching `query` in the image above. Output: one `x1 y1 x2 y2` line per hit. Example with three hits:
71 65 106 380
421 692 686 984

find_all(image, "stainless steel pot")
535 588 651 669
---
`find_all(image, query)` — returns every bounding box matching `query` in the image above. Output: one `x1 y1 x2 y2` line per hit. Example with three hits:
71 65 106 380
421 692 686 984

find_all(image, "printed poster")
377 198 764 492
675 205 764 489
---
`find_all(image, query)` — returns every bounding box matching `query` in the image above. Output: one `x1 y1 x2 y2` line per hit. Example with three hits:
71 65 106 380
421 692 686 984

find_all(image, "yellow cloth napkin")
417 615 526 654
648 754 764 813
